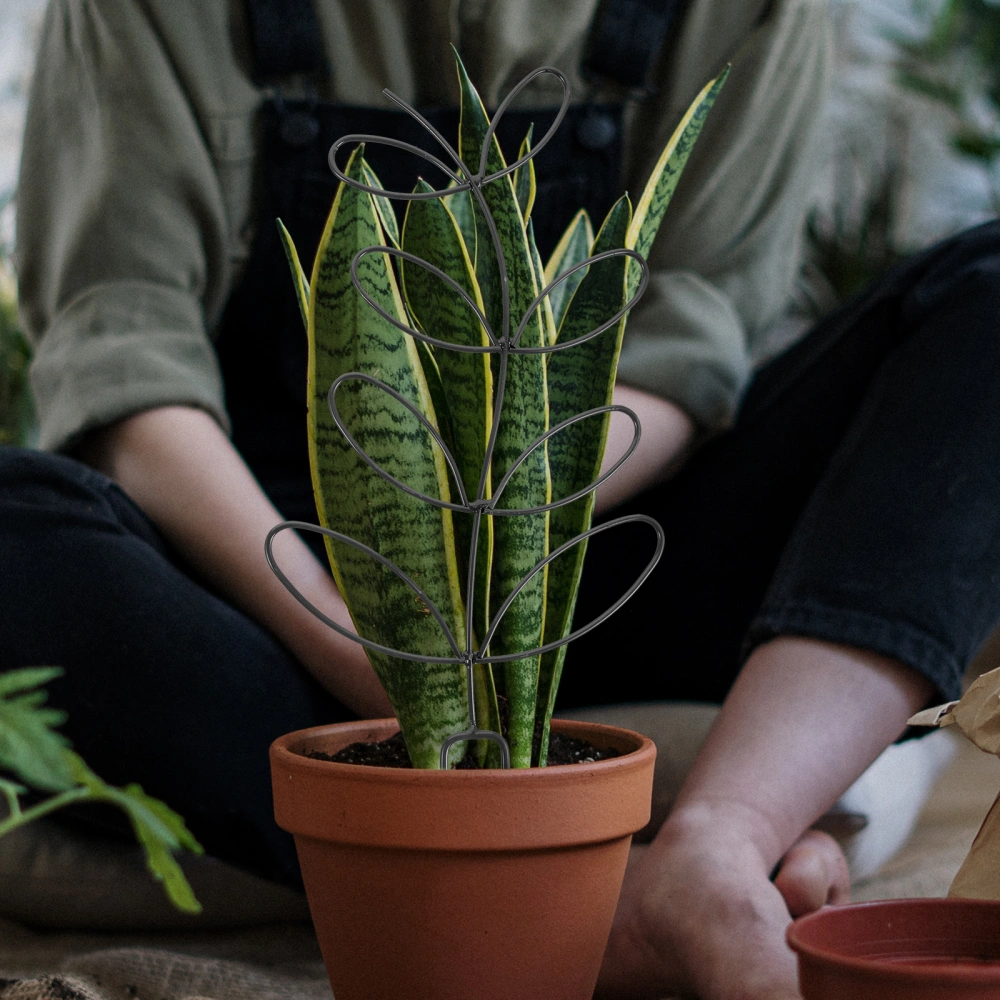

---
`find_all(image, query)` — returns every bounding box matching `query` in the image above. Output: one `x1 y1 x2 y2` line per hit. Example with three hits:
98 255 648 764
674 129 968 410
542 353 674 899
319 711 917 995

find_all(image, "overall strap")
244 0 327 83
583 0 690 94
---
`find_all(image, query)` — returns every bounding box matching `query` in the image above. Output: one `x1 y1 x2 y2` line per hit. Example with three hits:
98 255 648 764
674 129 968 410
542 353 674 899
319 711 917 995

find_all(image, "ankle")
657 797 787 872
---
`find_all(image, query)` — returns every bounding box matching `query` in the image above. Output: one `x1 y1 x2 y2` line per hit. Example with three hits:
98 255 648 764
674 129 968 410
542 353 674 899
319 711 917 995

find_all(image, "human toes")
773 829 851 918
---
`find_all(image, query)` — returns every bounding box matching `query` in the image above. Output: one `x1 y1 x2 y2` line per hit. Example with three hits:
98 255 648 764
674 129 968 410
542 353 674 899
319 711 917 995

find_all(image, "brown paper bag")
908 665 1000 899
949 790 1000 899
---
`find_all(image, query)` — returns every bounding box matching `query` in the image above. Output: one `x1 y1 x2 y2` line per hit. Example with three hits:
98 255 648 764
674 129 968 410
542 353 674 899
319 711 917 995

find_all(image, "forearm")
665 637 936 868
595 383 695 515
78 405 392 718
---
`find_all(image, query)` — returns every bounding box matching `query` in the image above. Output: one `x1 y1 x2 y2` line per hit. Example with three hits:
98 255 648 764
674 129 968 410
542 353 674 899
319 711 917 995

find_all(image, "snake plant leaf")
513 126 536 223
457 51 549 767
543 209 594 337
400 179 501 740
411 339 453 484
363 161 401 248
277 219 310 331
400 180 493 507
444 180 477 267
307 147 469 768
527 217 558 347
535 195 633 765
625 66 729 292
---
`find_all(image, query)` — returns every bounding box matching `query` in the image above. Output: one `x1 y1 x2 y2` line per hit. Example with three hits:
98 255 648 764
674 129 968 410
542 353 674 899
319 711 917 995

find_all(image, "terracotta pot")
787 898 1000 999
270 717 655 1000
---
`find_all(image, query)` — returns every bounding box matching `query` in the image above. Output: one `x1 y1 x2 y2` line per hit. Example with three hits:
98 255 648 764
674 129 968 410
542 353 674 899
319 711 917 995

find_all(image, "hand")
595 813 850 1000
80 406 393 719
596 636 930 999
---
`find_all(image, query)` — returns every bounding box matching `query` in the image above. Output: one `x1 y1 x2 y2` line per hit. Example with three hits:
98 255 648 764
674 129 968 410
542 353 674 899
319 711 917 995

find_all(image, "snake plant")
275 53 726 768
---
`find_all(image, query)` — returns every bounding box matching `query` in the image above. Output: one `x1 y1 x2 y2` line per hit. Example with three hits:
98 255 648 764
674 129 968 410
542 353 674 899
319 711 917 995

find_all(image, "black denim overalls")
215 0 684 548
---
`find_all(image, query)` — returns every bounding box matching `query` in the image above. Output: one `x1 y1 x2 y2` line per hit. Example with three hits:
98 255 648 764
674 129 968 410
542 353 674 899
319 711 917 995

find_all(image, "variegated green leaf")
444 180 477 267
363 161 401 248
536 195 633 765
527 217 557 348
543 209 594 337
277 219 310 331
626 67 729 292
307 148 469 768
400 179 500 741
401 180 493 508
513 126 536 223
457 52 549 767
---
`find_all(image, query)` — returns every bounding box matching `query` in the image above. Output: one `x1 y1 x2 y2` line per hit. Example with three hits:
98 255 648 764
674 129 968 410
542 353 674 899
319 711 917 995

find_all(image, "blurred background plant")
0 190 33 446
896 0 1000 209
0 0 41 447
801 0 1000 316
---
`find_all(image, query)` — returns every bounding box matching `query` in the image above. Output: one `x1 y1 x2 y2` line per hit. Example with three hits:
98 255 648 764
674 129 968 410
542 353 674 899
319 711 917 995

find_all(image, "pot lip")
787 899 1000 983
270 716 656 784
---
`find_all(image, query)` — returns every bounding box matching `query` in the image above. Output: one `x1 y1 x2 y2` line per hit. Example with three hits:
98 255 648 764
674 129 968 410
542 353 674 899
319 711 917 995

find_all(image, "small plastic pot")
787 898 1000 999
271 717 655 1000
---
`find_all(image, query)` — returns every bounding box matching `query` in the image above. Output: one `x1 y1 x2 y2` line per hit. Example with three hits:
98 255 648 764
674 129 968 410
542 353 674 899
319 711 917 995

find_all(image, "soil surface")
307 730 621 768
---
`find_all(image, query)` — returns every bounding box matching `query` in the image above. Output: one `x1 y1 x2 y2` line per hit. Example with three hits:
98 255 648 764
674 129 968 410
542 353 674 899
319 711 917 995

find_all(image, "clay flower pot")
787 898 1000 999
270 717 655 1000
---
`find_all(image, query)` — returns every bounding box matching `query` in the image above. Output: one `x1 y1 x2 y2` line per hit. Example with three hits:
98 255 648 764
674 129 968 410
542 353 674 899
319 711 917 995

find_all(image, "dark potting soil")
307 729 621 768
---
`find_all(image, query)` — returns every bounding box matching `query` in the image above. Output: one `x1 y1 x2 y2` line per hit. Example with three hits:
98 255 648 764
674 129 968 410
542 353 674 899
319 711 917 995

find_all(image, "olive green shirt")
17 0 830 453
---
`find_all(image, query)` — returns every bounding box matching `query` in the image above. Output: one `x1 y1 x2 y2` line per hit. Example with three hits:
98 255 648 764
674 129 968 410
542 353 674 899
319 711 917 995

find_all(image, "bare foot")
773 829 850 917
595 809 851 1000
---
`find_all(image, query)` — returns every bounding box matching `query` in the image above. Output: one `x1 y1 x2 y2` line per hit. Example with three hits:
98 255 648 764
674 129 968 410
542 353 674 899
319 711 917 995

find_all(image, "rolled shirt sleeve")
16 0 243 452
618 0 832 432
16 0 830 451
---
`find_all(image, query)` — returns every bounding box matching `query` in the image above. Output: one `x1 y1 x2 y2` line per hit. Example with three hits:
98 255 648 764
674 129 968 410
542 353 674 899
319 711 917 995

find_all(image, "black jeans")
3 221 1000 883
560 220 1000 709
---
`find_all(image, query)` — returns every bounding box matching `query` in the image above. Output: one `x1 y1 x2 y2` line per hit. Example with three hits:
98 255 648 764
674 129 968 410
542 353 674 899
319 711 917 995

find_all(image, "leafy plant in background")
806 0 1000 309
0 667 202 913
0 194 34 447
273 53 726 769
895 0 1000 205
804 145 910 306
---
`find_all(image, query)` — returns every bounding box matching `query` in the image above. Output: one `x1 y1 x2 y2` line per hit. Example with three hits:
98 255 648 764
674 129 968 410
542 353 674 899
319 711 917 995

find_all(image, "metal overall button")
576 110 617 150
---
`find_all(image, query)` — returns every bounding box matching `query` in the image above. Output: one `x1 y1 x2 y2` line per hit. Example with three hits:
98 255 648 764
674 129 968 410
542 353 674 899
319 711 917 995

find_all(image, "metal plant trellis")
265 66 665 769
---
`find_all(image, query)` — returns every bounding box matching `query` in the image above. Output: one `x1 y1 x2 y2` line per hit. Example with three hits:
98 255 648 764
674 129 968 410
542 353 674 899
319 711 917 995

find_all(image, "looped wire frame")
327 373 643 518
269 62 666 767
266 522 466 664
349 244 649 355
265 512 664 667
351 246 501 350
326 66 572 199
476 514 664 662
441 728 511 770
489 404 641 514
509 248 648 351
327 373 475 512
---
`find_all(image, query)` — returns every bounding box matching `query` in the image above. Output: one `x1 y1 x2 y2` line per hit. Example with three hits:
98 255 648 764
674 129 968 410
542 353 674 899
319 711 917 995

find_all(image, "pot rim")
271 716 655 784
787 899 1000 984
270 717 657 850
